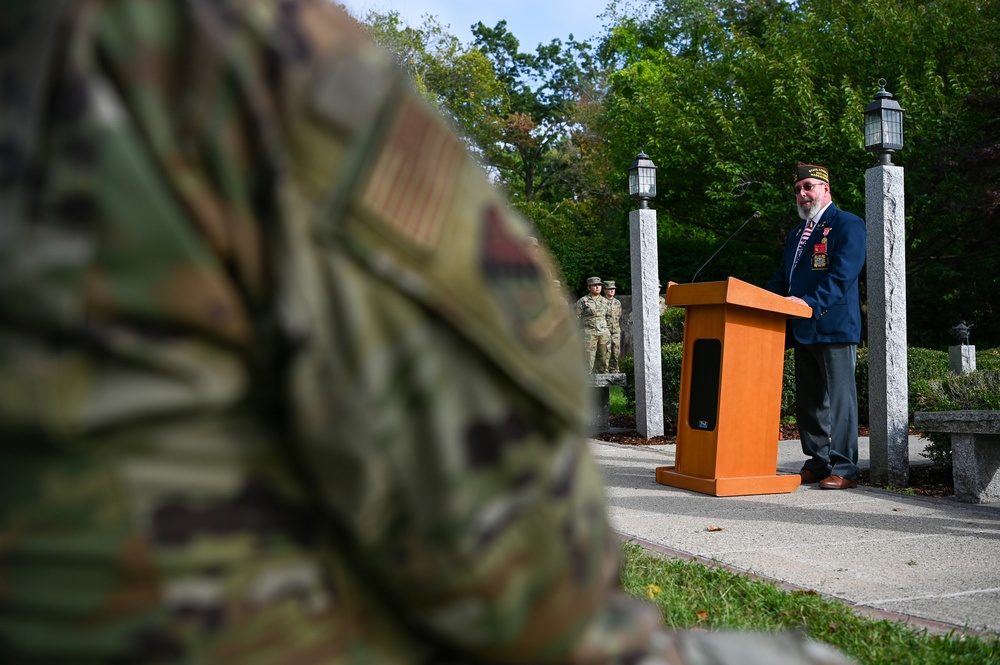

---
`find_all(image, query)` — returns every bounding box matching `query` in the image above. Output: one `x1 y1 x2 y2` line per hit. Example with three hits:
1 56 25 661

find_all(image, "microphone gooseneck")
690 211 762 283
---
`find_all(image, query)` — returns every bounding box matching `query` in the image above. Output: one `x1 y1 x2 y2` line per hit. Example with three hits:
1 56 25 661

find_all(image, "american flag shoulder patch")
357 97 462 252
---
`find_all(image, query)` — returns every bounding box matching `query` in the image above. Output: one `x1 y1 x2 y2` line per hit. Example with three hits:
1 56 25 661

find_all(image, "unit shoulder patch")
480 205 567 351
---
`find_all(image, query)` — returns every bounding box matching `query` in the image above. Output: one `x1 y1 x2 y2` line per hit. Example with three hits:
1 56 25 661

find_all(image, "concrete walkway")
591 436 1000 636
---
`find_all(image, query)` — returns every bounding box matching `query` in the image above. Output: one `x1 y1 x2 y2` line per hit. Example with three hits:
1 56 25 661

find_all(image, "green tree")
357 10 505 148
470 21 600 204
597 0 1000 345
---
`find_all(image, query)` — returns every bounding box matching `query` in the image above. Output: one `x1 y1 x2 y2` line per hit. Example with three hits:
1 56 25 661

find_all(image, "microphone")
691 211 762 283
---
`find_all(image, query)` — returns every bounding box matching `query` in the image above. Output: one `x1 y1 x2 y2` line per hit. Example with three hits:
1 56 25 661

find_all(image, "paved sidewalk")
591 436 1000 635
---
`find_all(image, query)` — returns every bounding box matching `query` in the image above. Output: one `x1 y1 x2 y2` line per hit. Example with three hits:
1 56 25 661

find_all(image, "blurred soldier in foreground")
576 276 612 374
602 280 622 372
0 1 852 663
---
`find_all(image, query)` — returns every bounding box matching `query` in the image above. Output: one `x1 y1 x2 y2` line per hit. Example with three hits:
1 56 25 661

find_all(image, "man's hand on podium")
786 296 808 307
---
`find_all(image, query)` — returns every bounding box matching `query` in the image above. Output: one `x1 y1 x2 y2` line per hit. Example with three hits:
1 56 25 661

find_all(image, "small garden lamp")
864 79 904 165
628 151 657 209
951 322 974 346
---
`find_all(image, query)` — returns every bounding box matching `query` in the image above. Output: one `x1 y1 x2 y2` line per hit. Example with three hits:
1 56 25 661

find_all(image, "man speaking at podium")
767 164 866 490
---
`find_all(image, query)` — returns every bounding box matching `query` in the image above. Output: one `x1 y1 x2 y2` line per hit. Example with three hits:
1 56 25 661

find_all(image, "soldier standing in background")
0 2 852 663
576 276 612 373
603 280 623 372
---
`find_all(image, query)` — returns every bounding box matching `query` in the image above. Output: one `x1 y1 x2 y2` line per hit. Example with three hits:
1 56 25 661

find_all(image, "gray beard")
798 199 823 221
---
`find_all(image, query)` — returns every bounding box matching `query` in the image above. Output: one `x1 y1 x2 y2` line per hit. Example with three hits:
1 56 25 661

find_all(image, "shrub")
625 345 998 440
914 370 1000 466
976 347 1000 371
906 347 952 403
855 347 951 425
660 307 685 344
854 346 869 424
621 344 684 433
661 343 684 433
621 355 635 411
780 348 796 420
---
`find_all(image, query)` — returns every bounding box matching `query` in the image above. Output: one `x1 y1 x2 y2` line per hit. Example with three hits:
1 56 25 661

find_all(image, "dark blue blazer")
766 203 866 345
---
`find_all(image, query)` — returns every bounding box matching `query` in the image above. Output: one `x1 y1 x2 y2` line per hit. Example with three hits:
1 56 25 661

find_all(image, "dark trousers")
794 342 859 479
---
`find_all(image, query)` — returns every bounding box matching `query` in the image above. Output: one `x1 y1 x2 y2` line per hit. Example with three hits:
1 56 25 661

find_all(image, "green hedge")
660 307 685 344
855 346 954 426
622 345 1000 440
912 370 1000 465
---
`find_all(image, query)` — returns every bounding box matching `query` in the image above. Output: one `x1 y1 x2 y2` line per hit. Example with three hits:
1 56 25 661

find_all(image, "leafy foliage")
355 1 1000 346
621 343 683 433
660 306 685 343
599 0 1000 346
357 10 505 147
854 347 951 427
469 21 602 204
515 198 625 291
914 368 1000 465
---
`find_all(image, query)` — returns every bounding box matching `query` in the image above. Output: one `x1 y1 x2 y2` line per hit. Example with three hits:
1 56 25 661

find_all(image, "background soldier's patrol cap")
603 280 616 289
587 276 602 286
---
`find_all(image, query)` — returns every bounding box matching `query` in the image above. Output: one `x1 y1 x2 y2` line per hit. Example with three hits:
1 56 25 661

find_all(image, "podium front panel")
714 306 787 478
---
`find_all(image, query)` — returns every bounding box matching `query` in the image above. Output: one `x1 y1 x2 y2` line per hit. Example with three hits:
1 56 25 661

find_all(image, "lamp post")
949 323 976 374
629 151 658 209
951 323 973 346
628 151 664 437
864 80 909 487
864 81 904 165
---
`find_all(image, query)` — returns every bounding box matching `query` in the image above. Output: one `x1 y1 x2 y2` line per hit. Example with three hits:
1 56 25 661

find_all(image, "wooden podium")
655 278 812 496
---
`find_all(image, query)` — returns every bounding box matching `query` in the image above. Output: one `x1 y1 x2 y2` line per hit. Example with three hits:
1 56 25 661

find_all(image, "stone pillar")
866 164 908 487
949 345 976 374
630 208 664 437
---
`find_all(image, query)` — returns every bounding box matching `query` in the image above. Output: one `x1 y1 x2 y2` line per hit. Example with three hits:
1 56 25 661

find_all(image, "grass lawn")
621 542 1000 664
609 385 629 415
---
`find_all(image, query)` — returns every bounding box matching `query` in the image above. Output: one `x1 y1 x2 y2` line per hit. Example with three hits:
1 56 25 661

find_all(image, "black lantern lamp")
864 79 904 165
951 322 974 346
628 151 657 209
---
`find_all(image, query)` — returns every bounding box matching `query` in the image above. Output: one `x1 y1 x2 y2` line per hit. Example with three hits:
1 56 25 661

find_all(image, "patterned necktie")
790 219 816 275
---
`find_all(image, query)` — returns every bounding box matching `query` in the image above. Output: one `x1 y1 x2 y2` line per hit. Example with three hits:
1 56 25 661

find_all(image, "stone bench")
913 410 1000 503
590 373 627 434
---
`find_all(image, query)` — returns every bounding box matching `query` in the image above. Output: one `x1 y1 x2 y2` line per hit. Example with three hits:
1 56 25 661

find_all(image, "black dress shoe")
819 475 858 489
799 469 828 483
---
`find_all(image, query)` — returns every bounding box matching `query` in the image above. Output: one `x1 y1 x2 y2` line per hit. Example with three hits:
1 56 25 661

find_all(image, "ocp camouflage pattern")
606 297 622 337
0 2 853 664
576 293 611 373
604 295 622 372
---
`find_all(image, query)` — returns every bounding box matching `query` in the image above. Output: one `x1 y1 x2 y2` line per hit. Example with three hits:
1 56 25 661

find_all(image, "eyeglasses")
794 182 827 195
